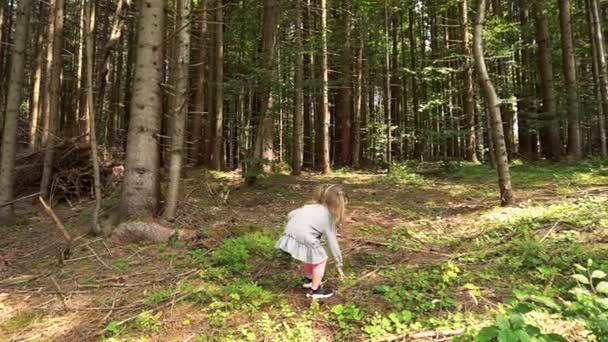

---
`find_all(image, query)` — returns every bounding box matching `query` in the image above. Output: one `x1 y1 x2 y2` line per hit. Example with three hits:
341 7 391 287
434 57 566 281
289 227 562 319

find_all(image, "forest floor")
1 161 608 341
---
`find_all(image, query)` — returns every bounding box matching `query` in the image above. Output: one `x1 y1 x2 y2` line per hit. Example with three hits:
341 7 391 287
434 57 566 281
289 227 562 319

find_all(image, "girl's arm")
325 222 344 270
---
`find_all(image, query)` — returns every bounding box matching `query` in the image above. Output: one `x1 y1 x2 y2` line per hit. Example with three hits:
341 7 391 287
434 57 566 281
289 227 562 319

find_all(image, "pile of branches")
15 140 123 202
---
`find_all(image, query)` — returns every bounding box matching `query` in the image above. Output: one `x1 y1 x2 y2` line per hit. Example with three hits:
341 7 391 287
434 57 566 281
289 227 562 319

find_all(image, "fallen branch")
338 267 381 293
541 221 561 242
50 276 69 310
374 328 465 342
39 196 72 263
0 192 40 208
86 245 110 269
0 274 43 286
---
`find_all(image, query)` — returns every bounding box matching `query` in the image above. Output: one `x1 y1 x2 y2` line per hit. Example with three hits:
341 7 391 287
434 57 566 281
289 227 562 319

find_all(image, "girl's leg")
310 258 327 290
303 263 314 279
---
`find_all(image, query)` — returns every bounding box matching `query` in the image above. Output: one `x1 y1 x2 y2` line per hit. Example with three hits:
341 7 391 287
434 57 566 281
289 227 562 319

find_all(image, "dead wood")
112 221 202 244
39 196 72 263
374 328 465 342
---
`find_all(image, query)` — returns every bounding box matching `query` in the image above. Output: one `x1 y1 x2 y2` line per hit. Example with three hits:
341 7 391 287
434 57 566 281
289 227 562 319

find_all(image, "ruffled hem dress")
275 204 343 267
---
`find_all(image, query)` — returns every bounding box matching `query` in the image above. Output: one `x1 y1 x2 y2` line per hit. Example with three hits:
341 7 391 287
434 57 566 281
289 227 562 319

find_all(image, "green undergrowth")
446 160 608 188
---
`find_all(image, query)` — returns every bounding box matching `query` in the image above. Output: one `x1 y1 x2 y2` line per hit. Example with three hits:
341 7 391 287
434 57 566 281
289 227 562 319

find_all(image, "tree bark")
319 0 331 173
40 0 65 199
534 5 562 161
384 0 392 169
590 0 608 157
517 0 538 160
211 0 224 170
337 0 353 166
251 0 280 177
473 0 515 206
558 0 581 160
0 0 33 219
164 0 191 220
462 0 479 163
117 0 164 221
192 0 208 166
353 35 363 168
292 0 304 175
85 0 102 235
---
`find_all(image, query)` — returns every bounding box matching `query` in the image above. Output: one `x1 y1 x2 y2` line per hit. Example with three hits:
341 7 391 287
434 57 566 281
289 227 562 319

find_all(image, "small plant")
144 289 172 305
476 313 566 342
564 260 608 340
105 321 124 336
220 280 274 311
362 310 413 337
112 260 131 273
135 310 162 332
330 303 365 338
212 232 275 274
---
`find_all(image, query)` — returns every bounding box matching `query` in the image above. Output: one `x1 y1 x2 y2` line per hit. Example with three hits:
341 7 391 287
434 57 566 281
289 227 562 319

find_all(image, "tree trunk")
117 0 164 221
517 0 538 160
251 0 280 177
558 0 581 160
353 36 363 167
40 0 65 199
211 0 224 170
462 0 479 163
85 0 102 235
337 0 353 166
473 0 515 206
590 0 608 157
292 0 304 175
534 5 562 161
192 0 208 166
384 0 392 169
0 0 33 219
319 0 331 173
164 0 191 220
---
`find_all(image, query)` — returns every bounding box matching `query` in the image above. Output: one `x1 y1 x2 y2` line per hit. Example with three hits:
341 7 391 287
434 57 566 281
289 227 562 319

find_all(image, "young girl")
275 184 347 299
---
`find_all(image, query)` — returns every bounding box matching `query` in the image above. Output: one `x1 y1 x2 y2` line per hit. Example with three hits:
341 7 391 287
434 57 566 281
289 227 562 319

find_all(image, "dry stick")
39 196 72 243
102 241 113 257
338 267 381 293
374 328 465 342
0 192 41 208
50 276 69 310
86 245 110 269
541 221 561 242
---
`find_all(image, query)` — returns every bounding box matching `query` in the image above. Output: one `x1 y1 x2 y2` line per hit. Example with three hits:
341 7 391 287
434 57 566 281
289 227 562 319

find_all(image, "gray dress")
275 204 343 267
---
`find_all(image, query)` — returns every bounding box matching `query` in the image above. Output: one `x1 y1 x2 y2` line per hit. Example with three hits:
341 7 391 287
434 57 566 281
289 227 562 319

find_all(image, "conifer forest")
1 0 608 340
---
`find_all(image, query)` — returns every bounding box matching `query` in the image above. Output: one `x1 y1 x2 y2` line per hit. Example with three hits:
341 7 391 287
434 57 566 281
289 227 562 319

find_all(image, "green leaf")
525 325 541 336
509 314 526 330
331 304 344 315
543 333 567 342
596 281 608 294
498 329 519 342
514 329 532 341
513 302 536 314
596 297 608 309
529 295 561 311
476 326 499 342
571 274 590 284
591 270 607 279
574 264 587 272
587 259 594 267
496 315 510 330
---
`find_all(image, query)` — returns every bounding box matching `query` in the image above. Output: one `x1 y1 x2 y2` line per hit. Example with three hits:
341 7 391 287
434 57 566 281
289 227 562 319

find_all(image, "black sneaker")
302 277 313 289
306 286 334 299
302 278 324 289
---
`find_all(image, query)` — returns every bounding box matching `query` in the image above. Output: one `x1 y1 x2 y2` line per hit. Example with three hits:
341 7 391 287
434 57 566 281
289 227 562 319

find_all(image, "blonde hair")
313 184 348 226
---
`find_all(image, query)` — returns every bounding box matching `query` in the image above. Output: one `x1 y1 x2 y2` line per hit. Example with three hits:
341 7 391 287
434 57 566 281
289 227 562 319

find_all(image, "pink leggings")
303 258 327 289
